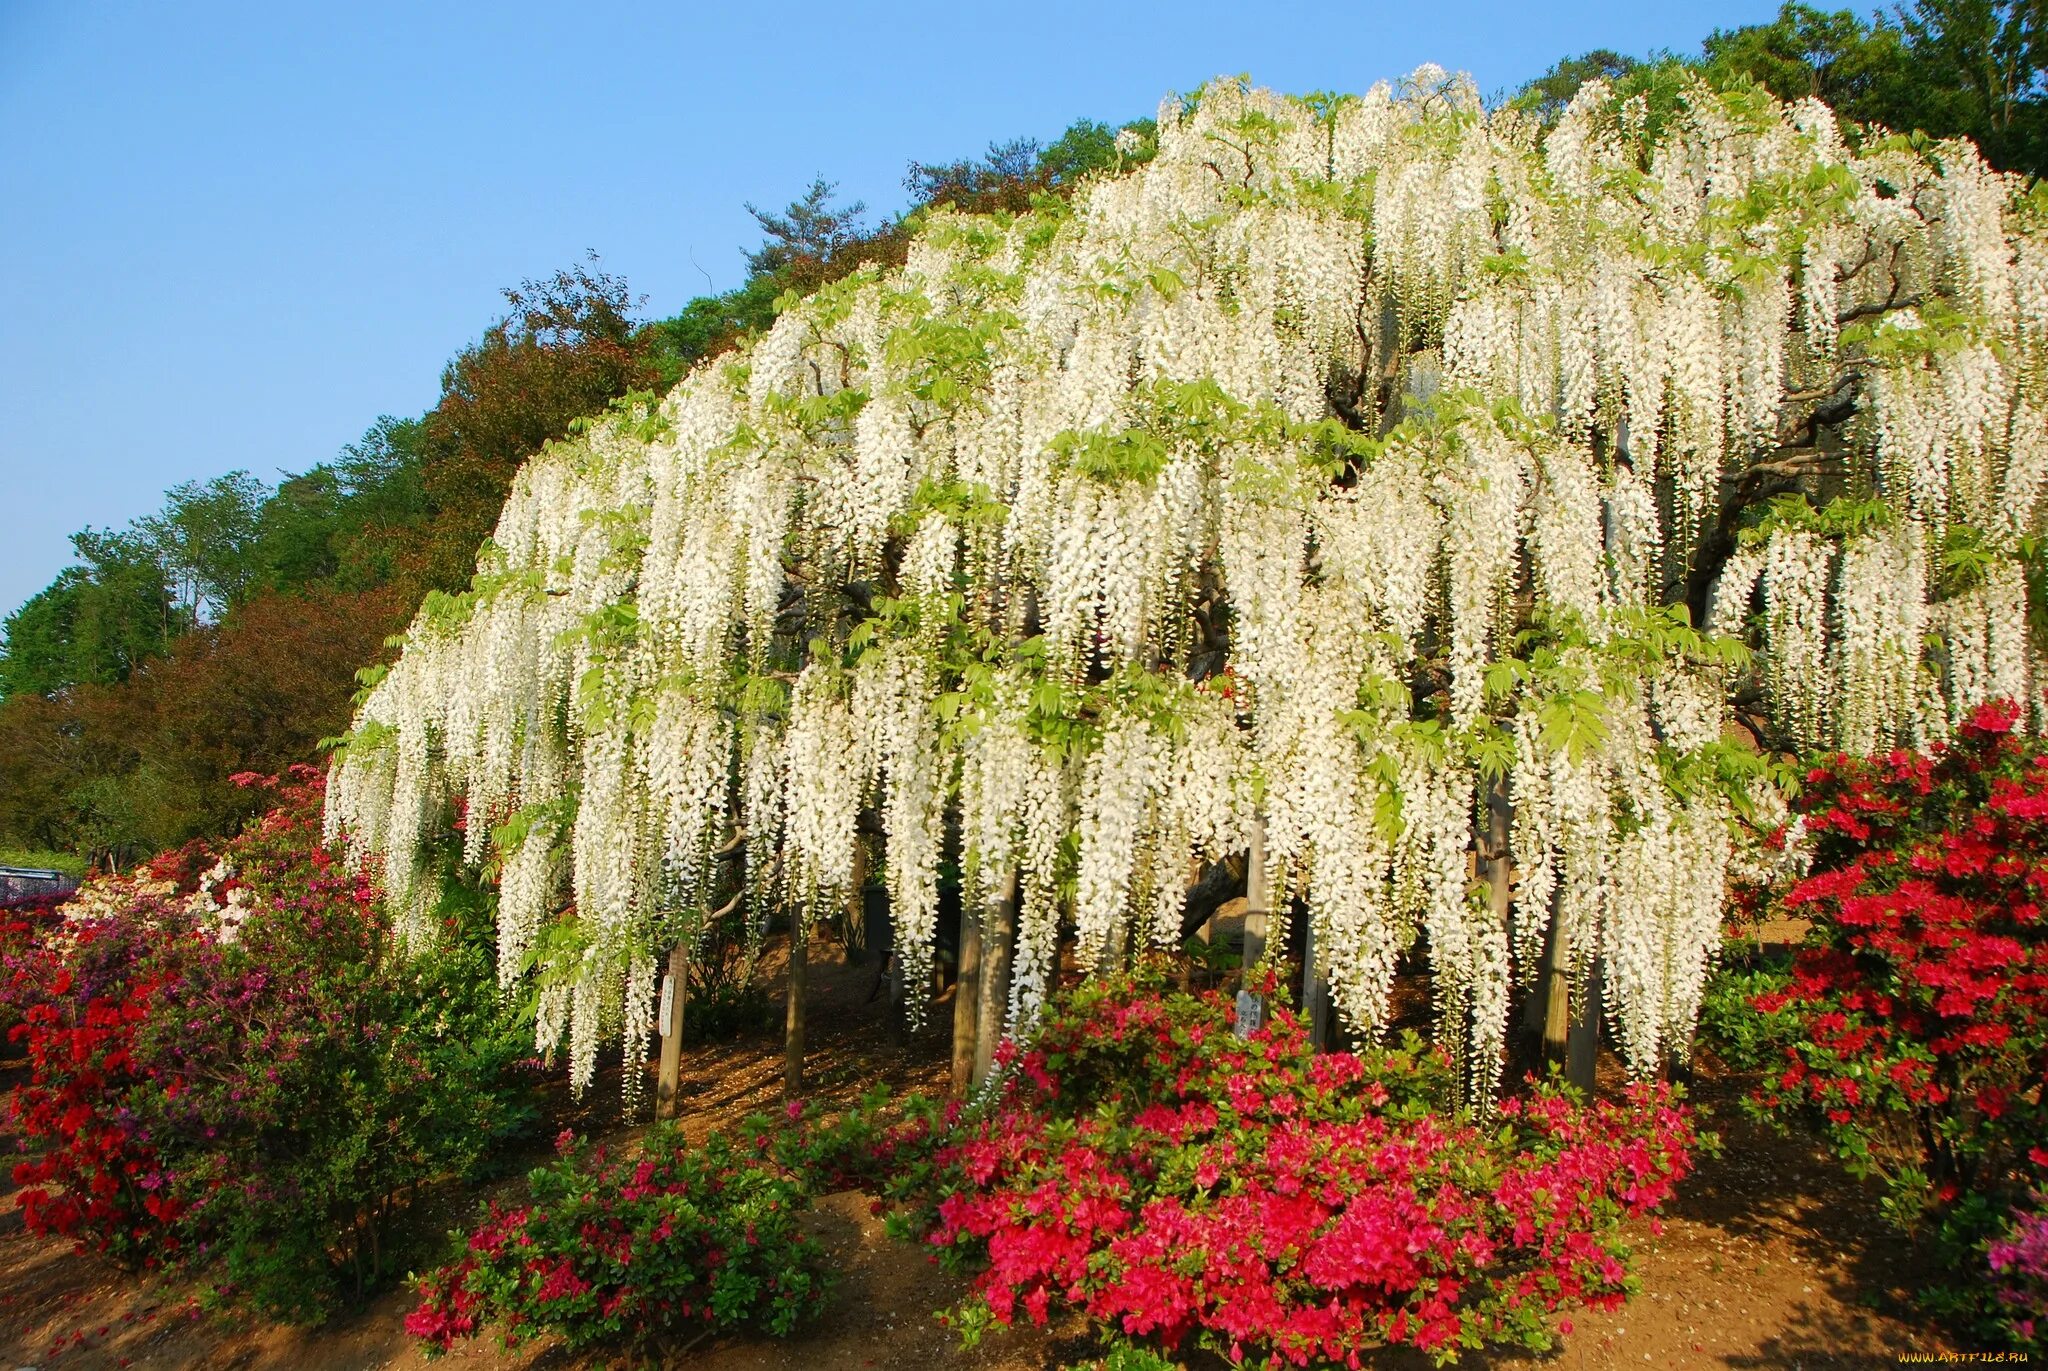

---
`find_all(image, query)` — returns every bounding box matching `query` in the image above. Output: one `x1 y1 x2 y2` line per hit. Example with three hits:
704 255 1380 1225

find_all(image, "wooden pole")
1301 914 1329 1049
1539 913 1571 1064
784 906 808 1098
1531 872 1573 1064
1237 814 1269 1038
654 940 689 1120
1567 954 1603 1091
1480 777 1513 1088
950 903 983 1097
1243 815 1269 968
971 872 1018 1086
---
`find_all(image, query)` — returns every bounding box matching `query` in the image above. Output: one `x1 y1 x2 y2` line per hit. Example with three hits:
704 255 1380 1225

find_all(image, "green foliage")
178 885 538 1317
1513 50 1642 123
1696 956 1803 1072
0 530 182 698
138 471 269 621
1737 492 1897 546
406 1089 953 1356
642 273 783 383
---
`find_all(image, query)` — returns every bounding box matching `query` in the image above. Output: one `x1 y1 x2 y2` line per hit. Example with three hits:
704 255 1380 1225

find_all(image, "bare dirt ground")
0 935 1978 1371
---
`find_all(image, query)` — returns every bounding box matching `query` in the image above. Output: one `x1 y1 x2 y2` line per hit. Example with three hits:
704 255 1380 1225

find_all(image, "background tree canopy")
1523 2 2048 179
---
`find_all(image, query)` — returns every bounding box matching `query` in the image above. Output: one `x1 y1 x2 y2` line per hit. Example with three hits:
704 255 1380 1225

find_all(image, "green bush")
1696 955 1801 1073
408 1120 831 1354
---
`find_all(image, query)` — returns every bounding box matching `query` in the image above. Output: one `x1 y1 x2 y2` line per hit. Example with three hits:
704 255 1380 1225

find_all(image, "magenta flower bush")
1 769 537 1318
902 973 1701 1366
1991 1201 2048 1347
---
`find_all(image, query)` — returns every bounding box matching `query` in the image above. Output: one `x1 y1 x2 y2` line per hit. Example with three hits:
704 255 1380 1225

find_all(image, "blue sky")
0 0 1789 619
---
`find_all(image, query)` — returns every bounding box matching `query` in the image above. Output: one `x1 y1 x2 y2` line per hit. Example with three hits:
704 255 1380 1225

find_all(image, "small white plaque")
658 973 676 1038
1233 990 1264 1038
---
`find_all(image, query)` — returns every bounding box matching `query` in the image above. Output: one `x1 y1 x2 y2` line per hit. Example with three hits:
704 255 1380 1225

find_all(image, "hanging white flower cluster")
328 71 2048 1099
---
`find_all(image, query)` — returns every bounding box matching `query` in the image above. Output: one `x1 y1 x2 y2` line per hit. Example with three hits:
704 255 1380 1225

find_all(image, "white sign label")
1233 990 1264 1039
658 973 676 1038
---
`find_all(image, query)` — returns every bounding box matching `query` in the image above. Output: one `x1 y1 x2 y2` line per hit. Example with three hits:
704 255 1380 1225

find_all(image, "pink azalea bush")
1991 1199 2048 1345
1723 702 2048 1346
414 974 1698 1364
901 973 1701 1367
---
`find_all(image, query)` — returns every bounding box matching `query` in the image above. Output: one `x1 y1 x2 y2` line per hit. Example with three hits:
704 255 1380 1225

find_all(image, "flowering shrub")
1990 1200 2048 1346
406 1099 934 1356
1 768 538 1317
899 974 1700 1366
0 890 70 1051
1740 700 2048 1345
3 898 175 1264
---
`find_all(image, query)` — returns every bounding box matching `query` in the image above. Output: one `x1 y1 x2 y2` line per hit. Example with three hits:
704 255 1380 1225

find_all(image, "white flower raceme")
1075 712 1162 969
1831 526 1926 755
1763 529 1834 749
326 72 2048 1101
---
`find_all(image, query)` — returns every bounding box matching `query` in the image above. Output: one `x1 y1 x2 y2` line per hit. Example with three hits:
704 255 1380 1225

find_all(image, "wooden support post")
1102 915 1129 977
1483 780 1513 945
1301 916 1330 1049
1479 777 1513 1086
784 906 808 1098
1237 815 1269 1038
1243 815 1269 968
1566 954 1603 1091
655 939 689 1121
950 904 983 1097
1522 938 1548 1034
971 872 1018 1086
1533 882 1572 1063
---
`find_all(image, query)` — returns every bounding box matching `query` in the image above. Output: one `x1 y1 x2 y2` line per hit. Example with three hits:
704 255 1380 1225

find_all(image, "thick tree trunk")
1177 856 1247 940
971 872 1018 1086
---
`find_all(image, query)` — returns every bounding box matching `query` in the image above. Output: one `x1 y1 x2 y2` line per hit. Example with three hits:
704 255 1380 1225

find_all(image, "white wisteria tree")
326 67 2048 1108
